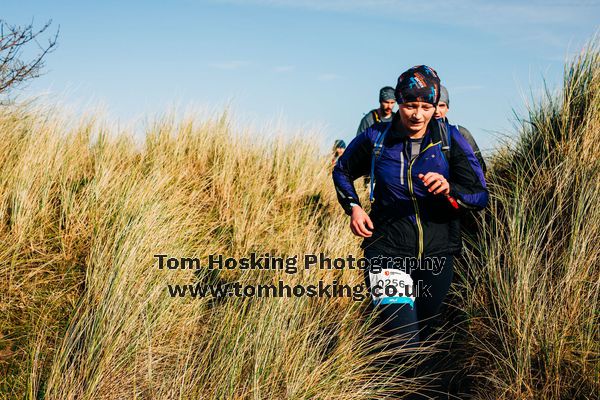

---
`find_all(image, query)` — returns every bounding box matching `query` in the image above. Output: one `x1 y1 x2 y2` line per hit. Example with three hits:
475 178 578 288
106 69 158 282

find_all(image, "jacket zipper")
407 140 441 259
400 152 405 185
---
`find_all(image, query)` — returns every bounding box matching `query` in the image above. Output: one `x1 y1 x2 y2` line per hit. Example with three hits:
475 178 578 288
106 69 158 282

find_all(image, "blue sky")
3 0 599 154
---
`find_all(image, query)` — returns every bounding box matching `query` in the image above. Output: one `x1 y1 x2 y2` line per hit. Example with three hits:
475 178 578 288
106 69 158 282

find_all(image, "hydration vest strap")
372 110 381 123
437 118 451 161
370 125 391 202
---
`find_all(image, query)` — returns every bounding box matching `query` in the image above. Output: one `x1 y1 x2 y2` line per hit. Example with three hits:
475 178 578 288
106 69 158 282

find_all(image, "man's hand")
350 206 374 237
418 172 450 195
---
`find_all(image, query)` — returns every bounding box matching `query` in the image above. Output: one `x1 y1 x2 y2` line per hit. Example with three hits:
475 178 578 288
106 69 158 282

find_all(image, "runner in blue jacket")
332 65 488 397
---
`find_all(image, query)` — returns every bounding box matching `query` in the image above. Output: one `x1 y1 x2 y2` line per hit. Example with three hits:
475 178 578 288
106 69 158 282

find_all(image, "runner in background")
435 85 487 174
356 86 397 136
331 139 346 167
356 86 396 187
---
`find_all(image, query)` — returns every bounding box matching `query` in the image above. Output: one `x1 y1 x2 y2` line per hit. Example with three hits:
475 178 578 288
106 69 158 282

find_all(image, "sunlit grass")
0 37 598 400
0 103 428 399
458 38 600 399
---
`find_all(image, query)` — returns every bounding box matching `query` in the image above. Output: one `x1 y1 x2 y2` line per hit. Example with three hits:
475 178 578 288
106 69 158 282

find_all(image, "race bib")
368 268 415 307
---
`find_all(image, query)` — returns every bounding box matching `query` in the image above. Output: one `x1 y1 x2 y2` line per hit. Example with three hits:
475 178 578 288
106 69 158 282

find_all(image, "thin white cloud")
209 60 251 70
317 73 341 81
213 0 599 45
273 65 295 72
214 0 600 15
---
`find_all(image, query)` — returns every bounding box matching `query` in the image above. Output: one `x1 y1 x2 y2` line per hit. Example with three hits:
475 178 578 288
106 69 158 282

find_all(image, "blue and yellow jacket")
332 115 488 257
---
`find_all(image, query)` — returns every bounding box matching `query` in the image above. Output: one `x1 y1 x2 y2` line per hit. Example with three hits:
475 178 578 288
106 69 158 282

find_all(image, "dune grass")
0 39 599 400
0 104 426 399
457 39 600 399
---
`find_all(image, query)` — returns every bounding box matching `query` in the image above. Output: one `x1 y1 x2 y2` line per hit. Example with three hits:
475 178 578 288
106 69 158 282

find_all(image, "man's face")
379 99 396 117
398 101 436 134
336 148 345 157
434 101 448 119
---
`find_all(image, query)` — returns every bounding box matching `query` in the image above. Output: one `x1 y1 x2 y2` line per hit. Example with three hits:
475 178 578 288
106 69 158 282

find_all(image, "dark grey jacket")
440 117 486 174
356 109 393 136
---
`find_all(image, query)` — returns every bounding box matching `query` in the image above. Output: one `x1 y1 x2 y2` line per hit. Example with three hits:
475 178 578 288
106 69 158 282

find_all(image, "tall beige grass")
1 38 599 400
457 39 600 399
0 104 426 399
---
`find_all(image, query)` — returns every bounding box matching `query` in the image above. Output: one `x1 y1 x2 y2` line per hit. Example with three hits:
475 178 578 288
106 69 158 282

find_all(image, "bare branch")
0 19 59 95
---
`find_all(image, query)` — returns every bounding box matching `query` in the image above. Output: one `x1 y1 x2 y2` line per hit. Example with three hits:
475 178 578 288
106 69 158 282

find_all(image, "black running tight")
363 248 455 399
